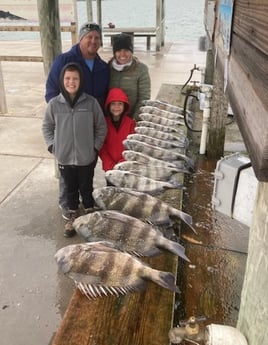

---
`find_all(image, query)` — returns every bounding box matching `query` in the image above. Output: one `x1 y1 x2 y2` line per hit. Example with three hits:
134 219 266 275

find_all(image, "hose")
183 89 202 133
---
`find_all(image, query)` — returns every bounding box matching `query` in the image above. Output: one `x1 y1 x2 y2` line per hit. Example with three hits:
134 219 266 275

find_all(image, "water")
0 0 206 42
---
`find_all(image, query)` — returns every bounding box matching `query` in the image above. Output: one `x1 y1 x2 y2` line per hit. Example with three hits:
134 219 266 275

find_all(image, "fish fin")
127 250 144 258
148 270 180 293
157 238 190 262
168 179 184 189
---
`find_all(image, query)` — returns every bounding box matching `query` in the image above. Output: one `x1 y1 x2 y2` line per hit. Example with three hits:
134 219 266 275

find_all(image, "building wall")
204 2 268 343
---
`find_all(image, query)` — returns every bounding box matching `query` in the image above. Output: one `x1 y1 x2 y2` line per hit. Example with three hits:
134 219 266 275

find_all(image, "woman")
109 33 151 120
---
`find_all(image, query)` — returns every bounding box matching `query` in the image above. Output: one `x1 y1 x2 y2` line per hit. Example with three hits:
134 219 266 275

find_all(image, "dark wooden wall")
205 0 268 181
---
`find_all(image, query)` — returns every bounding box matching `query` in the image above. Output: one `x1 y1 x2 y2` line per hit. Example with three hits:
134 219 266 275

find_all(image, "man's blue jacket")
45 44 109 109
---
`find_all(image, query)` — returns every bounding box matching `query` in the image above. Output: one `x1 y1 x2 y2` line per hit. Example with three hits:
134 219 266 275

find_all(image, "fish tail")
171 210 197 234
157 238 190 262
168 179 184 189
148 269 180 293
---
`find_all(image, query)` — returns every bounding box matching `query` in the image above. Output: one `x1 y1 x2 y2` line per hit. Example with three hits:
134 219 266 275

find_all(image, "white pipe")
199 85 212 154
205 324 248 345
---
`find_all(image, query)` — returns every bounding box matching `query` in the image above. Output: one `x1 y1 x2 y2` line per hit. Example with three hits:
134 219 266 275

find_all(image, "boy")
42 63 107 237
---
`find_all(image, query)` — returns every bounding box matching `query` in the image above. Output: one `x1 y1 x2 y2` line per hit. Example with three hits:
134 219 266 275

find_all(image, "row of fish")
104 107 193 193
55 101 195 299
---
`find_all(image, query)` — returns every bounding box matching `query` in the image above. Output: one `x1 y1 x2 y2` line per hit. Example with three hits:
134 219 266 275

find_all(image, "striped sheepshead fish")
93 186 196 233
136 120 184 134
139 113 185 127
55 241 180 299
139 106 184 120
105 170 184 194
123 139 192 165
122 150 187 169
141 100 185 115
113 161 189 181
135 126 187 144
73 210 189 261
126 133 186 149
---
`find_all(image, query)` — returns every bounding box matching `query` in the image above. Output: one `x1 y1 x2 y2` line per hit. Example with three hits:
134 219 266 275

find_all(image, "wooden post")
206 59 228 158
0 62 8 114
156 0 161 51
204 49 214 85
237 182 268 345
36 0 62 77
86 0 93 22
96 0 102 26
70 21 78 45
161 0 165 47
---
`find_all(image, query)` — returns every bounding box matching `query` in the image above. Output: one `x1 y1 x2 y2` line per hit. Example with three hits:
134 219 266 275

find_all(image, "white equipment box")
212 153 258 227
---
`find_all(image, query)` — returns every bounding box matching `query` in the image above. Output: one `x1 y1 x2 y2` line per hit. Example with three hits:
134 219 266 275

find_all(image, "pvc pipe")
205 324 248 345
199 89 212 154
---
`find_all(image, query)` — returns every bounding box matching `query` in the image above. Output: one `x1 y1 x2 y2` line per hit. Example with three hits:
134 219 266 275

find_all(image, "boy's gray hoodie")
42 63 107 166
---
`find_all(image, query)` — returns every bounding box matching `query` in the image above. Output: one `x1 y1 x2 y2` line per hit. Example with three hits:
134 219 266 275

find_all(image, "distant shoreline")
0 10 26 20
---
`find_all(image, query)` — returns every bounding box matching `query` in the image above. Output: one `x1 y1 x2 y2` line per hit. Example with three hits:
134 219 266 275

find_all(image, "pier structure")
0 35 207 345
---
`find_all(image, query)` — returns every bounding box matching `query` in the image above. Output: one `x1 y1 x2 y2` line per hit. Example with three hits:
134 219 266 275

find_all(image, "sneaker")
84 206 101 214
59 204 71 221
84 207 95 214
64 209 79 238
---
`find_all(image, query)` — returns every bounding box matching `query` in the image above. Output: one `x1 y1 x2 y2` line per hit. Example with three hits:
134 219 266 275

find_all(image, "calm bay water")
78 0 206 42
0 0 205 42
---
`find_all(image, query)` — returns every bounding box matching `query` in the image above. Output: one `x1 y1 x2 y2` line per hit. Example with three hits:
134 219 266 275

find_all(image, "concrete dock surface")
0 39 245 345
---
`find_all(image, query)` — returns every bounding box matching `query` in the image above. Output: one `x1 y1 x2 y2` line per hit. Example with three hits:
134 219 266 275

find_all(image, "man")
45 22 109 220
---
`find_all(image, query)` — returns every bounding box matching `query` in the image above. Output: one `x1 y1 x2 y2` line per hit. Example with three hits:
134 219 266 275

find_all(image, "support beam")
0 62 8 114
36 0 62 77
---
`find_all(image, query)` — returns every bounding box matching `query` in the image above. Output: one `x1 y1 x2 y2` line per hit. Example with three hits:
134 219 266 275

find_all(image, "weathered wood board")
204 0 268 180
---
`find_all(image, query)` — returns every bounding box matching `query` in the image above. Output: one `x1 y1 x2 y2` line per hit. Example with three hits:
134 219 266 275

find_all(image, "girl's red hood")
105 87 130 115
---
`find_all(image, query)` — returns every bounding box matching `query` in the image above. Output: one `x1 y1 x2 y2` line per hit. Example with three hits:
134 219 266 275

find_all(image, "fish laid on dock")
142 99 188 116
123 139 191 164
135 126 187 144
113 160 189 181
122 150 187 169
55 242 180 299
105 170 184 194
126 133 186 149
139 113 185 127
93 186 195 232
139 106 184 120
73 210 189 261
136 120 184 134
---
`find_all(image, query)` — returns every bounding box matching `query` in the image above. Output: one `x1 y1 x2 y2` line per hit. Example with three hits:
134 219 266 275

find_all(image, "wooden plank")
0 56 43 62
52 253 178 345
102 26 157 34
104 32 156 50
233 0 268 55
0 24 76 33
227 53 268 181
230 33 268 110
